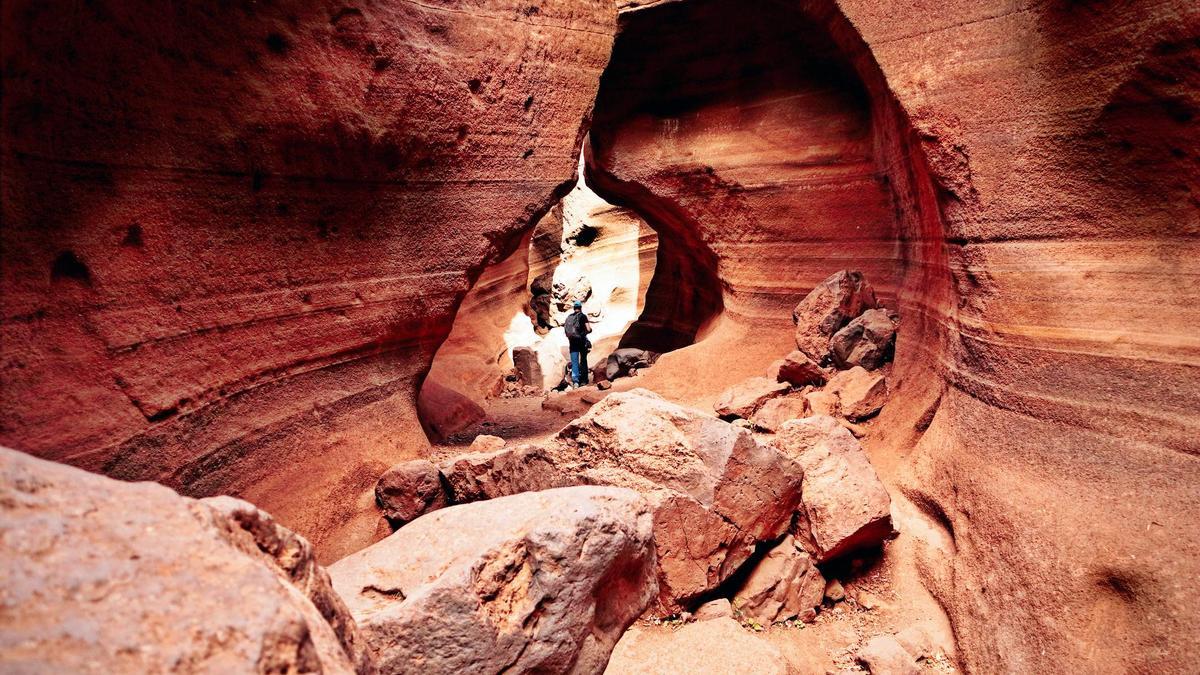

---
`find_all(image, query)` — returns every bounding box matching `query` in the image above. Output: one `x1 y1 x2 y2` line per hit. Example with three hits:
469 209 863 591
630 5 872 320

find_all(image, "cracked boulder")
774 416 893 562
328 486 657 675
0 447 372 673
792 270 878 362
732 534 825 625
438 444 571 503
827 366 888 421
553 389 805 612
830 308 897 371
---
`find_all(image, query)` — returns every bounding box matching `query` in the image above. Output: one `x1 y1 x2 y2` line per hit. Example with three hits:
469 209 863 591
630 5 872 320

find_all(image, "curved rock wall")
0 0 617 561
592 0 1200 671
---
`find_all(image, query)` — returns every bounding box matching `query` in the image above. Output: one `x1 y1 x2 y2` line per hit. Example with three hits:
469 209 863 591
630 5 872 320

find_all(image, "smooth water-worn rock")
0 447 371 673
329 486 657 675
775 416 892 562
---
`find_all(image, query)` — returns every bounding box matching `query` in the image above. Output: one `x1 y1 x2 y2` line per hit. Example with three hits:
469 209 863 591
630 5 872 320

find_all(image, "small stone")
693 598 733 621
598 379 612 390
468 434 505 453
825 579 846 602
856 635 919 675
855 590 884 611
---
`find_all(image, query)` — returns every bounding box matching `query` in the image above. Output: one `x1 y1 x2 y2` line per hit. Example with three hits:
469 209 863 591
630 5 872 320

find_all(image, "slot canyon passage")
0 0 1197 672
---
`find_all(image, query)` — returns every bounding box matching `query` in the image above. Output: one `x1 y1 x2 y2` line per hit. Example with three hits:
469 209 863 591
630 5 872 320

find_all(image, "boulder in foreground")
775 416 893 562
329 486 657 675
0 447 371 674
554 389 805 612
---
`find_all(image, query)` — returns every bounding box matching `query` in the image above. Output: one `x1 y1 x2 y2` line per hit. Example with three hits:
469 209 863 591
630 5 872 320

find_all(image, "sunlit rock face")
421 153 657 409
0 0 618 561
592 0 1200 672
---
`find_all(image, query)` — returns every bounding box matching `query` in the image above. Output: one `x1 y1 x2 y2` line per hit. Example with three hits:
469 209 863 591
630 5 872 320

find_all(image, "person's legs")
580 349 589 384
569 349 582 385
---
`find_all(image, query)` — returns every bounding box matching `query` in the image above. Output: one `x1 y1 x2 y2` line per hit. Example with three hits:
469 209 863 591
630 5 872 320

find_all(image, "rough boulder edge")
329 486 658 675
0 446 372 674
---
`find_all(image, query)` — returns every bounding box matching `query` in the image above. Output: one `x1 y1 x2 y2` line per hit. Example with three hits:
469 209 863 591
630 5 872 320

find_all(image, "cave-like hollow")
417 0 954 447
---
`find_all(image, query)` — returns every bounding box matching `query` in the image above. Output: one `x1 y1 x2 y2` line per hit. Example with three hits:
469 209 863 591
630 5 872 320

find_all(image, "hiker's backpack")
564 311 587 340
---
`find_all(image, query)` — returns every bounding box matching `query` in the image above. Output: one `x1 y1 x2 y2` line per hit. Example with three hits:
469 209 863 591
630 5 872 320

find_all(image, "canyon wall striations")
1 0 618 561
1 0 1197 671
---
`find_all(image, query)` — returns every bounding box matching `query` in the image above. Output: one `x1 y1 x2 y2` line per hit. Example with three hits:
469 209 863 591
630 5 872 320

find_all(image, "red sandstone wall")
591 0 1200 670
1 0 616 561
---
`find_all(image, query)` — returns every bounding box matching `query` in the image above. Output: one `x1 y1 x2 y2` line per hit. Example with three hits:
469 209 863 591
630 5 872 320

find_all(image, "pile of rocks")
714 270 897 435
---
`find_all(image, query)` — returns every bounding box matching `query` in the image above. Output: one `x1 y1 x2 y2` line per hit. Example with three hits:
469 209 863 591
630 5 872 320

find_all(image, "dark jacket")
564 310 590 350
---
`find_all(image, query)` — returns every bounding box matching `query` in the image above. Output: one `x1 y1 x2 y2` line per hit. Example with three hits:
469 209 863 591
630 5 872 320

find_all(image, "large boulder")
0 447 371 673
438 444 570 503
775 417 893 562
827 366 888 420
375 458 449 524
830 308 897 371
606 617 793 675
792 270 878 362
553 390 805 611
732 535 826 625
713 376 790 419
328 486 657 675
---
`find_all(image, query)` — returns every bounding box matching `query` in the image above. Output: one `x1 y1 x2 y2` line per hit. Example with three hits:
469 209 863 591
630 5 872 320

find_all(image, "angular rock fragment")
554 389 805 611
830 308 897 370
856 634 921 675
752 395 809 433
512 345 544 387
375 458 449 524
804 388 840 417
792 270 878 362
438 443 569 503
606 617 792 675
329 486 658 675
775 350 828 386
827 366 888 420
713 376 790 419
468 434 506 453
694 598 733 621
0 447 371 674
775 416 893 562
732 535 825 624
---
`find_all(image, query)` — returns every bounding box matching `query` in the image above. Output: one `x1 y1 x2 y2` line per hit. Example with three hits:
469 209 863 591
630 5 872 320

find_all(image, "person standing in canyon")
565 301 593 387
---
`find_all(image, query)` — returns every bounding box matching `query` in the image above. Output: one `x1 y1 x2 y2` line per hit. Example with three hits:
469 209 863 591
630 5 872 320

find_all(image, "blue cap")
573 301 582 309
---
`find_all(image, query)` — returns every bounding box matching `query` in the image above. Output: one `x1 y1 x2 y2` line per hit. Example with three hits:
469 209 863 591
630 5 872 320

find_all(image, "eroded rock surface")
606 617 793 675
329 486 657 675
0 447 371 673
732 535 826 625
713 377 790 419
439 444 570 503
554 389 805 611
775 416 892 562
375 459 448 524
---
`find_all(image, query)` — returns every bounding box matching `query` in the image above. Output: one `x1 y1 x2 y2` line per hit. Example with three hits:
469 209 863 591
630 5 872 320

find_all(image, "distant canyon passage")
1 0 1197 673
